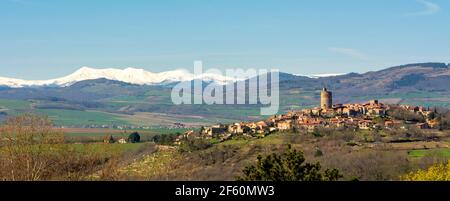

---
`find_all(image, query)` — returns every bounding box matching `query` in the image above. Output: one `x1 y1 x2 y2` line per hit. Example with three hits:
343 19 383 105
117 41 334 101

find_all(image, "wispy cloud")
406 0 441 16
328 47 368 60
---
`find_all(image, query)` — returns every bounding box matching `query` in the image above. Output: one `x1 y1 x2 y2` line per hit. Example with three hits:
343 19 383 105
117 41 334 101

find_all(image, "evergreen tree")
237 145 342 181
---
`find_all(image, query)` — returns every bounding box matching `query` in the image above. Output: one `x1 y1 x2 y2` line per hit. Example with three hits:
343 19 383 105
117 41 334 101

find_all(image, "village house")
358 120 375 130
276 120 292 131
175 130 195 145
118 138 127 144
181 88 437 144
103 135 115 144
227 123 244 134
416 123 430 129
384 120 403 129
427 119 440 129
201 124 227 138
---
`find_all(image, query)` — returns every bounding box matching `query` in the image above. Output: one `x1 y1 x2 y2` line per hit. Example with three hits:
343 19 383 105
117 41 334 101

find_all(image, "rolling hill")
0 62 448 127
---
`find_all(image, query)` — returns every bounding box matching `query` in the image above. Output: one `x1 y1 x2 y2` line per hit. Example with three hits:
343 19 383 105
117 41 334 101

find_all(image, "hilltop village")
177 88 440 143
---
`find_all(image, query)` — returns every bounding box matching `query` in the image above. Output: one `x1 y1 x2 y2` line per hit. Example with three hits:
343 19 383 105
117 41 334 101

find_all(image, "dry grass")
0 114 156 181
114 131 450 181
117 146 180 180
2 114 449 181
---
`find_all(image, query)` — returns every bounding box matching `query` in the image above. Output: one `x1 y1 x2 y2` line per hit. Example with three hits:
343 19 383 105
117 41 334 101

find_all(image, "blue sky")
0 0 449 79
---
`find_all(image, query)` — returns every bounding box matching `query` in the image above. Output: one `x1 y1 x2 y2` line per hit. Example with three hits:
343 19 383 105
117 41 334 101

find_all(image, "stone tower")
320 88 332 109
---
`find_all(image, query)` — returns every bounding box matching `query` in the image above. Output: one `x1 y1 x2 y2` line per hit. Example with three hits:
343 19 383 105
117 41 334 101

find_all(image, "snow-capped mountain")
0 67 241 88
294 73 345 78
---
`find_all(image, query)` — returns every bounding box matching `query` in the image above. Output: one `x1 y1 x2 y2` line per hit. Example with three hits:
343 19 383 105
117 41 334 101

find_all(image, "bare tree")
0 114 65 181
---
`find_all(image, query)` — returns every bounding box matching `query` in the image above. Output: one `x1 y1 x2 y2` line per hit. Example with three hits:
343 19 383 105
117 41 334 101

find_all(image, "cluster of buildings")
180 88 439 142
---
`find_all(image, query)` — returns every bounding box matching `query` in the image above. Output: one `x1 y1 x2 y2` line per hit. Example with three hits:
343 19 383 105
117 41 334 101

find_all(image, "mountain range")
1 63 448 90
0 66 243 88
0 66 349 88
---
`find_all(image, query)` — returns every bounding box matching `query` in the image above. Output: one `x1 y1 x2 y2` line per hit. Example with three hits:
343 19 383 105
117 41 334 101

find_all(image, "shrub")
311 128 322 137
0 114 124 181
314 147 323 157
387 127 425 141
237 145 342 181
0 114 65 180
178 138 212 153
388 109 425 123
104 135 115 144
437 111 450 130
402 161 450 181
128 132 141 143
152 133 178 145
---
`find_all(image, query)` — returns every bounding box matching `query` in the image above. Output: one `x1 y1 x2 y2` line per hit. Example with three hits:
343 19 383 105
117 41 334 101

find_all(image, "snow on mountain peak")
294 73 345 78
0 66 240 88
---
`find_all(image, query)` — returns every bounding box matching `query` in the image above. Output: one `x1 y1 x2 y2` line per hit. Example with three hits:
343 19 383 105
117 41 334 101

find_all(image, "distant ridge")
393 62 448 69
0 67 240 88
0 62 449 89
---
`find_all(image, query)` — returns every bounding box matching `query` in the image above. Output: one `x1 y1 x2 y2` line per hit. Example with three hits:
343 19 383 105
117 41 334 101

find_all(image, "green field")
408 149 450 158
35 109 130 126
63 128 190 138
62 127 192 144
1 89 449 127
0 99 31 108
0 99 32 115
64 132 138 138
